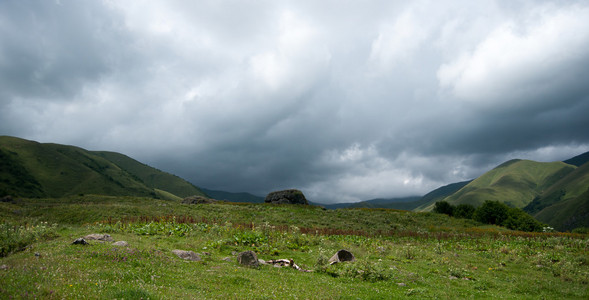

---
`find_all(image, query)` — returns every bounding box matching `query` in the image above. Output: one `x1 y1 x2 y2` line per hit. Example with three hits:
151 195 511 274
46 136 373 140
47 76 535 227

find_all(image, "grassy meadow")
1 196 588 299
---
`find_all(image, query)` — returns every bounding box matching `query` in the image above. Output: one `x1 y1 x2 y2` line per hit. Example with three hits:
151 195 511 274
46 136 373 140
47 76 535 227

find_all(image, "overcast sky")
2 0 589 203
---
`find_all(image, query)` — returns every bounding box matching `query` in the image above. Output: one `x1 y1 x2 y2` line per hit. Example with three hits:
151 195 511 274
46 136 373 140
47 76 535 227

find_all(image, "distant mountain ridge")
201 188 264 203
0 136 206 199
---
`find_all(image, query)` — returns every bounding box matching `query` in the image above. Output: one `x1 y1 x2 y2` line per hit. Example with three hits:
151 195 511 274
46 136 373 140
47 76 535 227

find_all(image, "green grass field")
1 196 588 299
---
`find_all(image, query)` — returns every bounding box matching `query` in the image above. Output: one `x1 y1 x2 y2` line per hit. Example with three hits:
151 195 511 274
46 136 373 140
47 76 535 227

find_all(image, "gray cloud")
1 0 588 203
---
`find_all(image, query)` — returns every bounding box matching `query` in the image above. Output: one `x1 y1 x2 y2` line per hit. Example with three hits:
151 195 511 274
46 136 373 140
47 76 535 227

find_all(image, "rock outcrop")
265 189 308 205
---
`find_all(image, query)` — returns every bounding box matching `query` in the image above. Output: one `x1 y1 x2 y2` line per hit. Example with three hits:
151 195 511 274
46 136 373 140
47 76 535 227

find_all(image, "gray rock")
222 257 234 262
182 196 217 204
328 249 355 265
237 251 259 267
83 234 114 242
72 238 89 245
265 189 308 205
112 241 128 247
397 283 407 287
0 264 9 270
172 250 202 261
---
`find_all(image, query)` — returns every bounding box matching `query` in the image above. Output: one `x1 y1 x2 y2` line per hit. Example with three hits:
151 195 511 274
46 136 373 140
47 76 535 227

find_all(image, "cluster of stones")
71 234 128 247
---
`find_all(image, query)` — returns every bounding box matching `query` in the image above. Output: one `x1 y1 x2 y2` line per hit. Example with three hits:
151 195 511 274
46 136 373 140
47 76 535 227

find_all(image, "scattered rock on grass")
84 234 114 242
112 241 129 247
328 249 355 265
172 250 202 261
0 264 8 270
72 238 89 245
237 251 259 267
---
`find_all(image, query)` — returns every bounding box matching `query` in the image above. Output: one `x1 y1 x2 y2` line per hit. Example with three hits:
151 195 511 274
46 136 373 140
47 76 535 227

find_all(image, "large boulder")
182 195 216 204
265 189 308 205
328 249 355 265
237 251 259 268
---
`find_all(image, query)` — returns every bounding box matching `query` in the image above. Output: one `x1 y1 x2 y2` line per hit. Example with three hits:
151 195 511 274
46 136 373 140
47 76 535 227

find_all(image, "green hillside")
421 160 575 211
526 162 589 231
94 151 206 198
0 136 206 199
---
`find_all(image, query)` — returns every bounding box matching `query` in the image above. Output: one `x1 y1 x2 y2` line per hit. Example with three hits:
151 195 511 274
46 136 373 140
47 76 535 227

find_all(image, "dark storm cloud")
1 0 589 203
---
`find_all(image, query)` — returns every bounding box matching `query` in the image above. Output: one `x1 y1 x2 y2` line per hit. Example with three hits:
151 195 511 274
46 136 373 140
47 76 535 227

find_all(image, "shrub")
473 201 508 225
502 207 544 232
0 221 58 257
571 227 589 234
454 204 475 219
433 201 454 216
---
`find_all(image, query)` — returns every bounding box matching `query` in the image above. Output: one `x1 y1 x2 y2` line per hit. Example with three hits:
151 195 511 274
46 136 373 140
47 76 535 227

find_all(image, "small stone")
0 265 8 270
397 283 406 287
34 252 41 257
72 238 89 245
449 276 458 280
172 250 202 261
222 257 233 262
258 259 266 265
112 241 128 247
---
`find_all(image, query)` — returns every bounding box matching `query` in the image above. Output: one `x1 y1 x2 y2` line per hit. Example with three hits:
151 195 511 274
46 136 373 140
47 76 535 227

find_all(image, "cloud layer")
2 0 589 202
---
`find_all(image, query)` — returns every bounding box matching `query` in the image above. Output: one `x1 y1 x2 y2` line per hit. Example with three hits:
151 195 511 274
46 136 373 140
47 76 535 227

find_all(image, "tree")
433 201 454 216
503 207 544 232
473 201 508 225
454 204 475 219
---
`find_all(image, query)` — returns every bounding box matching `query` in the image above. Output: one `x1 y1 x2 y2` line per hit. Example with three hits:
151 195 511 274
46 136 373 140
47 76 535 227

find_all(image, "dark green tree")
473 201 508 225
433 201 454 216
503 207 544 232
453 204 475 219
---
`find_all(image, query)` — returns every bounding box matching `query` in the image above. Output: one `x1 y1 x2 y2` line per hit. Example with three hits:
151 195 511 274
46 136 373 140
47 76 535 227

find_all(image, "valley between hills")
1 136 588 298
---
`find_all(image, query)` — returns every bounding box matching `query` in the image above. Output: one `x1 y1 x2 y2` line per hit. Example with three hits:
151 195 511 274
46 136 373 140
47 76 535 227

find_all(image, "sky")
1 0 589 203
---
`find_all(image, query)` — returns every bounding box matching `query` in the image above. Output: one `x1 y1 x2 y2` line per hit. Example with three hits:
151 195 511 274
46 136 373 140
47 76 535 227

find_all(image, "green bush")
433 201 454 216
473 201 509 225
454 204 475 219
0 221 58 257
502 207 544 232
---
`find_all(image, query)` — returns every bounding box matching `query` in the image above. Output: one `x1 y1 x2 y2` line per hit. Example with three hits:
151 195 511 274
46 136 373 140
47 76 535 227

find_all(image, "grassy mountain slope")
563 151 589 167
534 188 589 231
0 136 205 199
422 159 575 211
525 162 589 231
94 151 206 198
